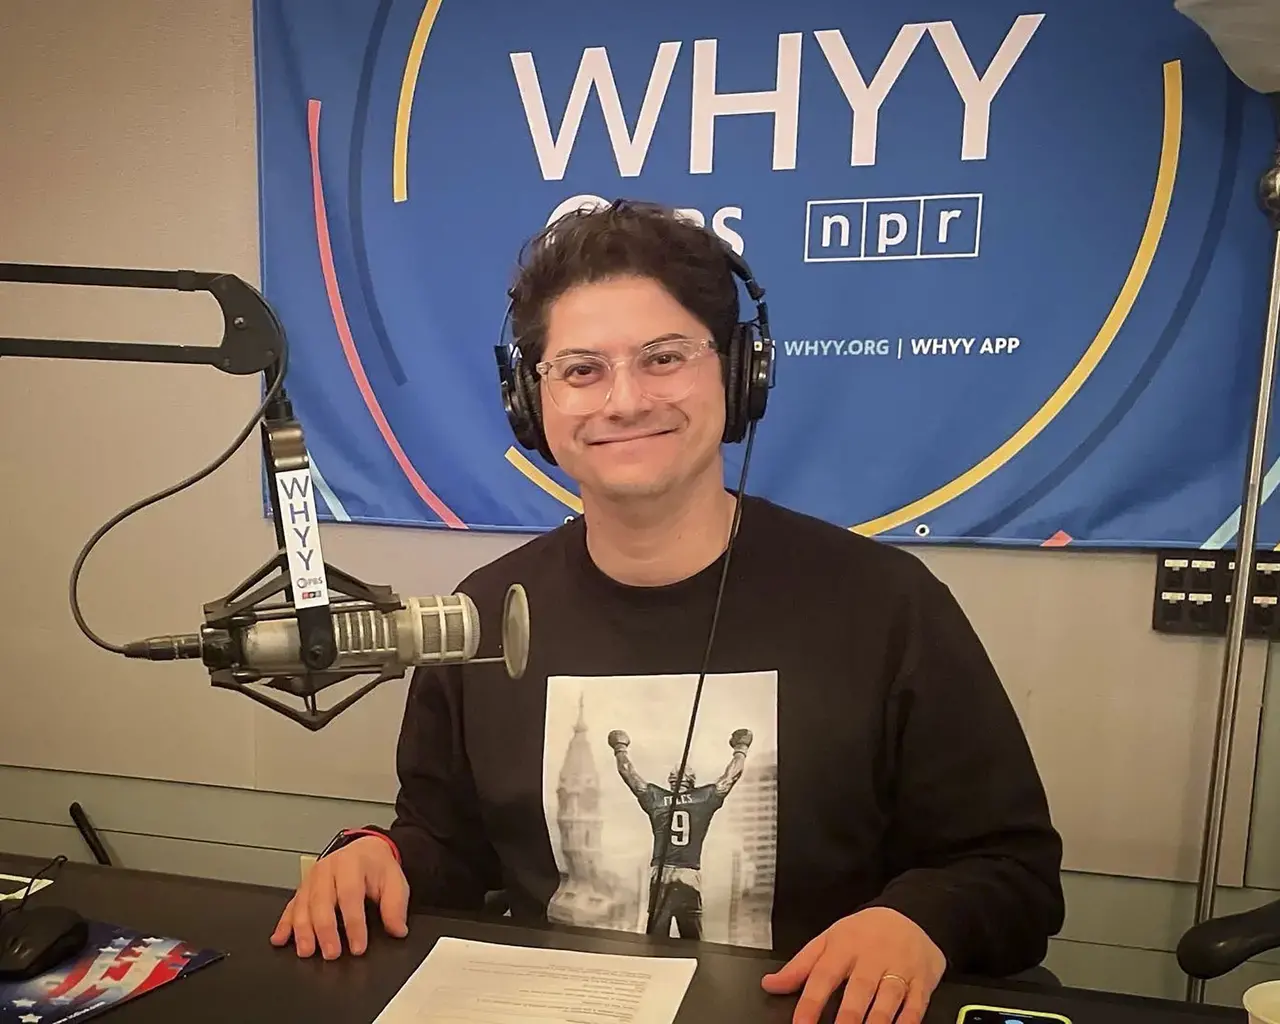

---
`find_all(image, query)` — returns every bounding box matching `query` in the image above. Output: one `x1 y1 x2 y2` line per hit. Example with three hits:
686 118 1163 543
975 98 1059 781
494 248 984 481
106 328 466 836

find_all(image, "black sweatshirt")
386 495 1064 976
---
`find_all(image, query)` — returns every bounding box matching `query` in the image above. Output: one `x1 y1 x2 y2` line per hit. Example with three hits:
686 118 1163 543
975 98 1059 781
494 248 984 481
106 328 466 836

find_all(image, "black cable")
644 416 759 936
18 855 67 911
0 855 68 924
69 347 289 654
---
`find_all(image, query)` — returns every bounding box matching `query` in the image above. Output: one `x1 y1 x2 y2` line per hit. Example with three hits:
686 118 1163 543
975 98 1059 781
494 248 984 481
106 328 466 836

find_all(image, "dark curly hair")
508 199 739 363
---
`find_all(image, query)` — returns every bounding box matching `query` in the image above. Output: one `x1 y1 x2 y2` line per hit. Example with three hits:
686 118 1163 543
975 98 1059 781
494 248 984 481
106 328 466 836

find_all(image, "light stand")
1185 99 1280 1002
0 263 448 730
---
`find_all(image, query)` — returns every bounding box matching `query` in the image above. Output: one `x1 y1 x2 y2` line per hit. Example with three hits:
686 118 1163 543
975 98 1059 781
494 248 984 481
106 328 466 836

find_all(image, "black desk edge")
0 853 1247 1020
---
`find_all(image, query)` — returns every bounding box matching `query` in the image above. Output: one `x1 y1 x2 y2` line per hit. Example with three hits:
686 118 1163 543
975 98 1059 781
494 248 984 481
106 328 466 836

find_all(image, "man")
271 200 1065 1024
606 726 752 939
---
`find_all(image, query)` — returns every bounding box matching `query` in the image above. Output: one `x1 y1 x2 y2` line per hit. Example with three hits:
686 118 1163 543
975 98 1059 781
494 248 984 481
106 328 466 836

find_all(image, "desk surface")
0 853 1245 1023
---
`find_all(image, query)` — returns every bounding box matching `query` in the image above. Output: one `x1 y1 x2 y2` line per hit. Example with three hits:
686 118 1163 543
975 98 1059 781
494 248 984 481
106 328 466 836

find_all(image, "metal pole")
1185 132 1280 1004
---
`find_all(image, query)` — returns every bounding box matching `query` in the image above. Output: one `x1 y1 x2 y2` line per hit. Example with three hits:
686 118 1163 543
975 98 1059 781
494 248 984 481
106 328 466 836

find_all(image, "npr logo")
804 193 982 262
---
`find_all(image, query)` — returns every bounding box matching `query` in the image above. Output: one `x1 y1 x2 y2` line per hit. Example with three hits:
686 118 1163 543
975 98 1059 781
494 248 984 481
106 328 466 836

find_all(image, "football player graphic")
607 727 753 938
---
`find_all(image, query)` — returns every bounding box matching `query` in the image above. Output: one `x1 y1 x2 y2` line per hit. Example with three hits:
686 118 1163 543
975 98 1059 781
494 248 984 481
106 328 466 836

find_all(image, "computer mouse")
0 905 89 980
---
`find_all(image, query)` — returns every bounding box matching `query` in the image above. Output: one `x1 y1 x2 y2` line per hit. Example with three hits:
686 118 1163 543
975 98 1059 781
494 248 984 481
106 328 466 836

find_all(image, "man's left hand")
761 907 946 1024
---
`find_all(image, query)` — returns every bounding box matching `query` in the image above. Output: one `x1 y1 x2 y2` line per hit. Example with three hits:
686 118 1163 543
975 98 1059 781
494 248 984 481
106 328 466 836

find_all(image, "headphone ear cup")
515 361 557 465
722 326 746 444
744 329 772 425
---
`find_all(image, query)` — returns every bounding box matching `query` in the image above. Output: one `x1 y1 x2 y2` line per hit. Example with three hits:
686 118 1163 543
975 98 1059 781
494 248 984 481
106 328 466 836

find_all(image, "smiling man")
271 200 1065 1024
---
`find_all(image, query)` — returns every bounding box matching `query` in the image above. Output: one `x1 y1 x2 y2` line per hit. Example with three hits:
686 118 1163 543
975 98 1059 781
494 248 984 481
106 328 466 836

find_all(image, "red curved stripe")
307 98 466 529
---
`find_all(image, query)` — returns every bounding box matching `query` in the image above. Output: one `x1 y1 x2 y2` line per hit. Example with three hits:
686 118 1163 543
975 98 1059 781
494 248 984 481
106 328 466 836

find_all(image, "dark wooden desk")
0 853 1246 1023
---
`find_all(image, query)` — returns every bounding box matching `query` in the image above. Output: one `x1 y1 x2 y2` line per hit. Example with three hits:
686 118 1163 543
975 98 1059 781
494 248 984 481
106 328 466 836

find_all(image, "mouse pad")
0 919 224 1022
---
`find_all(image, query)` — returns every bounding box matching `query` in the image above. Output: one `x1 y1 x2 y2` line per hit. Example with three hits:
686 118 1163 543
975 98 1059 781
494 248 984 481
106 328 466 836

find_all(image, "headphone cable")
644 417 759 935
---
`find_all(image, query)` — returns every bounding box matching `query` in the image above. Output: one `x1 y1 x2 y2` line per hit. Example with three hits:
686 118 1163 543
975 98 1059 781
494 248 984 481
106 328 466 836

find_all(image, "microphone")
120 583 530 729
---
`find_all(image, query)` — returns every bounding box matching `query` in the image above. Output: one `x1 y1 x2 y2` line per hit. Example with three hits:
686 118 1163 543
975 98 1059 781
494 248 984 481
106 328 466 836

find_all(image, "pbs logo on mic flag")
251 0 1277 549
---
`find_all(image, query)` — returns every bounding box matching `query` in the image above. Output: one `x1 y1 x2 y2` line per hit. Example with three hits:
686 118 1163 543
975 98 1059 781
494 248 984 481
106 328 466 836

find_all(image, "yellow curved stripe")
393 0 444 203
505 447 584 514
853 60 1183 537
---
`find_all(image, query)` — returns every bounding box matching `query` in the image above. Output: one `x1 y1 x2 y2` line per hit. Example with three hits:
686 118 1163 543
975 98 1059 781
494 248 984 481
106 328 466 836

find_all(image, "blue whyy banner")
252 0 1277 548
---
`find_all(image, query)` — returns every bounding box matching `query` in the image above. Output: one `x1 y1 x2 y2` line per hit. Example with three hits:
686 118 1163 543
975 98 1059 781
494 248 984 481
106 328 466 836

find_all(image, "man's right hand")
270 836 409 959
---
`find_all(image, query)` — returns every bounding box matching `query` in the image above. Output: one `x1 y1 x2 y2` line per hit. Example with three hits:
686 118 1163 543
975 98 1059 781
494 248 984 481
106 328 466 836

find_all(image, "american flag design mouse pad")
0 920 224 1023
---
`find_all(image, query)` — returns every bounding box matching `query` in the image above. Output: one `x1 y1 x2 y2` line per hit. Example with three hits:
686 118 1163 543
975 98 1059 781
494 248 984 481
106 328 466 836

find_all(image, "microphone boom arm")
0 264 285 375
0 262 402 730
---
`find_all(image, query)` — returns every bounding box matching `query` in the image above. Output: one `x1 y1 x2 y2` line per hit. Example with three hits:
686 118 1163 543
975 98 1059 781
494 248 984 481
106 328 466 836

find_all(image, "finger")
269 897 295 946
860 973 909 1024
309 870 343 960
291 884 317 958
335 869 368 956
832 958 884 1024
761 932 827 993
375 864 411 938
793 953 855 1024
897 979 929 1024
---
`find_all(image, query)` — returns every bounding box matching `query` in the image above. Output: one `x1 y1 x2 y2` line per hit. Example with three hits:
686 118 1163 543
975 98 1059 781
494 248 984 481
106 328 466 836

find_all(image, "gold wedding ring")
881 973 909 988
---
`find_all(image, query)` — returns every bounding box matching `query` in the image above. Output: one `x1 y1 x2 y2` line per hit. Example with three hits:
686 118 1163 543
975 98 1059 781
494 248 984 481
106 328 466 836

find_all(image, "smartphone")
957 1005 1072 1024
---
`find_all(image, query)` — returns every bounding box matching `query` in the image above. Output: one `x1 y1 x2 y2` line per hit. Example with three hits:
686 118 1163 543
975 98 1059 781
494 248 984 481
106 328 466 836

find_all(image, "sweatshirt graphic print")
542 671 777 948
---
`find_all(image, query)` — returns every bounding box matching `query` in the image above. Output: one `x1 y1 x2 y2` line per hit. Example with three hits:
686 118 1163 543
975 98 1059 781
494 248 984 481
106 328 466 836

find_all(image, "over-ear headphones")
493 226 774 467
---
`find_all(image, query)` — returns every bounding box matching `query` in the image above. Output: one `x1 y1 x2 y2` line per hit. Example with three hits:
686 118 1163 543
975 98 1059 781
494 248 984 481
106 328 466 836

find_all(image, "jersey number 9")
670 809 690 846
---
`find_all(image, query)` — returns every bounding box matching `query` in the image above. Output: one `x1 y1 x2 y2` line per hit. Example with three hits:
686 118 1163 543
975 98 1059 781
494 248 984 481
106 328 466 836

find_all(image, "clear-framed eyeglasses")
535 336 716 416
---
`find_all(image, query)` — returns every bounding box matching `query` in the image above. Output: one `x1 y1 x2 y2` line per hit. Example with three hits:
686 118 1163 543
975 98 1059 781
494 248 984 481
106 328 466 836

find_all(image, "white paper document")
0 873 53 901
373 936 698 1024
